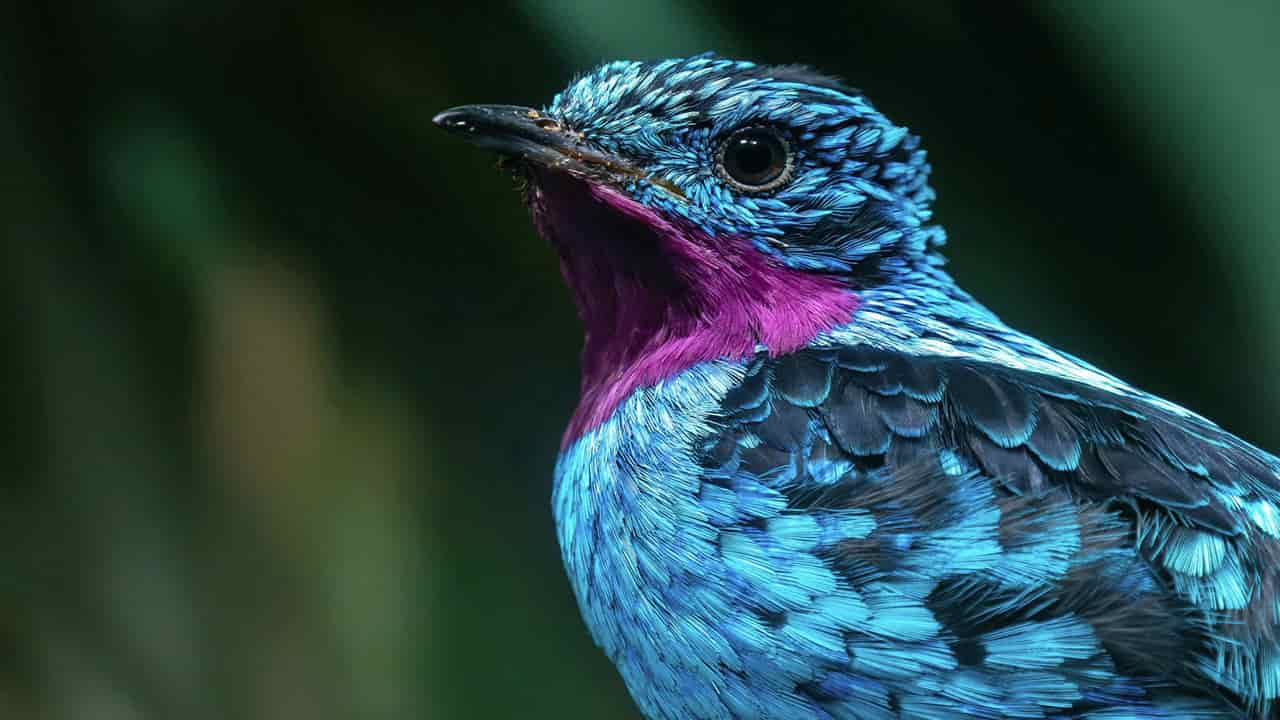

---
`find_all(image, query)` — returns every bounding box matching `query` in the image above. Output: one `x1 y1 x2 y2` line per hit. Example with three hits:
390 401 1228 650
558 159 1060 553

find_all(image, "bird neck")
529 174 859 447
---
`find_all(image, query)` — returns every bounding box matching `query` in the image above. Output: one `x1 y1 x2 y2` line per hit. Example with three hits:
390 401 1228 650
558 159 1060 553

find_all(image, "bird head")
437 54 944 274
435 55 948 440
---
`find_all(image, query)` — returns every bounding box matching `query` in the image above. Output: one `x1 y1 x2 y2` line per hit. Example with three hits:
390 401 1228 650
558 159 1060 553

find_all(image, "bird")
434 54 1280 719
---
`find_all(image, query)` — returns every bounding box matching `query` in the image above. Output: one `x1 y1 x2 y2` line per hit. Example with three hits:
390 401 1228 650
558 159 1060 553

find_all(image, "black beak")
433 104 685 199
433 104 628 177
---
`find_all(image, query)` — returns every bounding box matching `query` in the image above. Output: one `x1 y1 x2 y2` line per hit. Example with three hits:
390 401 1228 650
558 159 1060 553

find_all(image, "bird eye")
717 127 793 192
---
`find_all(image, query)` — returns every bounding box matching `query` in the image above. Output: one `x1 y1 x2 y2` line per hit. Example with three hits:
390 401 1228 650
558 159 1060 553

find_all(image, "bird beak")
433 104 685 200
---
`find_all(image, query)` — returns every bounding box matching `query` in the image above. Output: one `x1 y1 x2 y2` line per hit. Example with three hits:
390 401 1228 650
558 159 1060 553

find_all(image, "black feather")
1026 400 1083 471
823 381 892 455
876 392 939 438
755 398 812 451
1097 446 1206 510
835 345 890 372
947 365 1037 447
896 356 946 402
969 434 1045 494
774 353 835 407
722 355 771 414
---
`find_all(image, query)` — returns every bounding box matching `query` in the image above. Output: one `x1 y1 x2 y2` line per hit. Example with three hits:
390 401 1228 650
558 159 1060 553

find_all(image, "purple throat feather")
528 170 860 447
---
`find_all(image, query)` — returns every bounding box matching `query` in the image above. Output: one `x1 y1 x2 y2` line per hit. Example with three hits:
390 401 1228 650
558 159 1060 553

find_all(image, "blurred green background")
2 2 1277 718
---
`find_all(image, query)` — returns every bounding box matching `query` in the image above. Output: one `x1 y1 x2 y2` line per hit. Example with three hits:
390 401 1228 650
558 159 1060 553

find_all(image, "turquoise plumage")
436 55 1279 719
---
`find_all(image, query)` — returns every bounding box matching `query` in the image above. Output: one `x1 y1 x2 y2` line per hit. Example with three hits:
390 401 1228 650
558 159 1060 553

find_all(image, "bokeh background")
3 2 1278 718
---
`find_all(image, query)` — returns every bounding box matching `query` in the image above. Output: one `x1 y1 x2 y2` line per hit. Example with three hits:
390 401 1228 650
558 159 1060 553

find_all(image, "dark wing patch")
775 353 835 407
876 392 938 438
700 345 1280 717
1025 400 1083 471
947 364 1037 448
823 382 892 456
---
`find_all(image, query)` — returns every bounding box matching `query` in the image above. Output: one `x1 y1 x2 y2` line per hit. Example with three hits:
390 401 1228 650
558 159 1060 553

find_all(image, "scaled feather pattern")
439 54 1280 719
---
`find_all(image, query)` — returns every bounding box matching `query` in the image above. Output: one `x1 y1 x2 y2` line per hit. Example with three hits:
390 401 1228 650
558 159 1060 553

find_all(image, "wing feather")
701 345 1280 717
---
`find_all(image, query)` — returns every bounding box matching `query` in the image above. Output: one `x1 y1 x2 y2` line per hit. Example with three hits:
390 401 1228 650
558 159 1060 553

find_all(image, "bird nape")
435 55 1279 720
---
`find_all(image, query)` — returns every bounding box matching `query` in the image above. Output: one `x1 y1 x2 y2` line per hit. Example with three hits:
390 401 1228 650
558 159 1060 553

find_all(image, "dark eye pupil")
721 129 789 190
732 137 774 175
